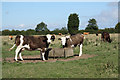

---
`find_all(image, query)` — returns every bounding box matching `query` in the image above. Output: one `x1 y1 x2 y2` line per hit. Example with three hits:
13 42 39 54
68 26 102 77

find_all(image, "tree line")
2 13 119 36
2 27 118 36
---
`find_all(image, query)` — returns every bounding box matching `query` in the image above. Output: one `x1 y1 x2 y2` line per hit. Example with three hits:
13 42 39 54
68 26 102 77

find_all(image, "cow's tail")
9 44 16 51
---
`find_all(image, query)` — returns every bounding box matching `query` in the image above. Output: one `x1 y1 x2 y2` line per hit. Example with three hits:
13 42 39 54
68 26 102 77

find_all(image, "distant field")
2 34 119 78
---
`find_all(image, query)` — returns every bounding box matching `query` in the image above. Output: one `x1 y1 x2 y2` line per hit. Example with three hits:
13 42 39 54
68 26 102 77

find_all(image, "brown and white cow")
9 34 55 61
58 33 84 56
83 32 89 35
101 32 112 43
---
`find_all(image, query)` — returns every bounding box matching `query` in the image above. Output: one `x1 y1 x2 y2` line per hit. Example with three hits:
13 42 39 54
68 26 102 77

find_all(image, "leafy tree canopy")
35 22 49 32
115 22 120 29
85 18 98 30
61 27 68 31
115 22 120 32
67 13 79 35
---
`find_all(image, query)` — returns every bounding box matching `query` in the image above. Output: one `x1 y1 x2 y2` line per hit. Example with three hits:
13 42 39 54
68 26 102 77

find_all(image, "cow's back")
67 34 84 47
24 36 48 50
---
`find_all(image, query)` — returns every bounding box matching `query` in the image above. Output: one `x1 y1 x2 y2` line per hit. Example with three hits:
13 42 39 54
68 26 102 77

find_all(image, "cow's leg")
19 52 23 61
42 52 46 61
79 44 82 57
15 47 21 61
101 37 104 42
41 49 46 61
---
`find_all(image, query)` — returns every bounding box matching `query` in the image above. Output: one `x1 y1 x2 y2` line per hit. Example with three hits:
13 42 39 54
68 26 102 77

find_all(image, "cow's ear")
52 34 56 38
66 36 70 40
66 38 69 40
58 38 61 40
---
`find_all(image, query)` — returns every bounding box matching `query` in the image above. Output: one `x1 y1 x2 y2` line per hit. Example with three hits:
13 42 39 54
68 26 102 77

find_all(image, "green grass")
2 34 119 78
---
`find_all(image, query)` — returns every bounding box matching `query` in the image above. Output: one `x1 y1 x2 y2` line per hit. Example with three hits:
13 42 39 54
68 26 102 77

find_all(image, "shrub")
3 42 8 45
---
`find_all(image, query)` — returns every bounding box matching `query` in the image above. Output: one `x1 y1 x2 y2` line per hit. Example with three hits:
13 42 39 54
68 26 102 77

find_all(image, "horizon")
2 2 118 31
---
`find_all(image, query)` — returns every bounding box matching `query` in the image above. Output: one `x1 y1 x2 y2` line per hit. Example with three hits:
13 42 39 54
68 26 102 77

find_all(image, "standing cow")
58 33 84 56
9 34 55 61
101 32 112 43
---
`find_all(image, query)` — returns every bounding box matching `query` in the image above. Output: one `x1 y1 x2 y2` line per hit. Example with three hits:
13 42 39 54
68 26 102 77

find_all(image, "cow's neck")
69 37 73 45
66 39 73 48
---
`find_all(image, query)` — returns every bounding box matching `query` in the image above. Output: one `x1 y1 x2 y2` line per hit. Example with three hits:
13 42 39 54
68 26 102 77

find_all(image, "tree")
35 22 49 32
61 27 67 31
85 18 98 31
25 29 35 35
115 22 120 30
60 27 68 34
67 13 79 35
2 29 10 35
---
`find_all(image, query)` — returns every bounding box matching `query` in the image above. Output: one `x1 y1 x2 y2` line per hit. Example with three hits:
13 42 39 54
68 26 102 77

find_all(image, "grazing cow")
9 35 13 40
58 33 84 56
101 32 112 43
59 33 62 36
96 33 98 36
83 32 89 35
9 34 55 61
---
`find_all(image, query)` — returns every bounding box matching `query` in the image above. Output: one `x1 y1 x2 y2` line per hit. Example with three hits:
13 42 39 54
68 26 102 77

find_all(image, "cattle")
9 35 13 40
59 33 62 36
9 34 55 61
83 32 89 35
96 33 98 36
58 33 84 56
101 32 112 43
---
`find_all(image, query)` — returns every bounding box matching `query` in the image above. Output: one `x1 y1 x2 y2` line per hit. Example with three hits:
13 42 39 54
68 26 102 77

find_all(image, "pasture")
2 34 119 78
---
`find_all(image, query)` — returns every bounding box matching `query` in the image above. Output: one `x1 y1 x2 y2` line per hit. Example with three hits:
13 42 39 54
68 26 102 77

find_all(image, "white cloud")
18 24 25 27
96 8 118 22
107 2 118 7
95 4 118 28
47 23 66 31
81 2 118 29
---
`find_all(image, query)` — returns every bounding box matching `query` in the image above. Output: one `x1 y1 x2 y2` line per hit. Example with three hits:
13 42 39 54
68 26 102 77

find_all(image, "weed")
113 45 117 49
3 42 8 45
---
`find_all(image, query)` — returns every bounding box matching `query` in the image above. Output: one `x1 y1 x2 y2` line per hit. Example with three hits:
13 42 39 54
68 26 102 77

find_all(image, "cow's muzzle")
63 45 65 48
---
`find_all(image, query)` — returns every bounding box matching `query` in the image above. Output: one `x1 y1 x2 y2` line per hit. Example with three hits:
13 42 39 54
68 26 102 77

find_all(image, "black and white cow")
58 33 84 56
9 34 55 61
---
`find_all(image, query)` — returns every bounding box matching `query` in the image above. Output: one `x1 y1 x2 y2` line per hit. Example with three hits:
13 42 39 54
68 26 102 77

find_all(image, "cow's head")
108 39 112 43
46 34 55 44
51 34 56 41
58 36 70 48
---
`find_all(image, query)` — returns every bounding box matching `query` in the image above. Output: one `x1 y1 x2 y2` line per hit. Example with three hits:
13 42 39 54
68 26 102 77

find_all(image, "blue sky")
2 2 118 31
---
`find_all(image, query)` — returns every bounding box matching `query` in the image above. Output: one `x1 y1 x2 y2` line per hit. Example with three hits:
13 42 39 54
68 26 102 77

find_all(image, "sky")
2 2 118 31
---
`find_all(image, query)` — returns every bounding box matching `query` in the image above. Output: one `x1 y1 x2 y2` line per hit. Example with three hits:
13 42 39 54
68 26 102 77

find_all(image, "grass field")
2 34 119 78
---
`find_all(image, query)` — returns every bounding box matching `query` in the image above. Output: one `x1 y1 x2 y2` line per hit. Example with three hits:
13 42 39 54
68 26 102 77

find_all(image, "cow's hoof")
14 59 18 62
16 60 19 62
20 60 24 61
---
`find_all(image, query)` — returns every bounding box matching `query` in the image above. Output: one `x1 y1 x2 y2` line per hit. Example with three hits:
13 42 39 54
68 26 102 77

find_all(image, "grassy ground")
2 34 119 78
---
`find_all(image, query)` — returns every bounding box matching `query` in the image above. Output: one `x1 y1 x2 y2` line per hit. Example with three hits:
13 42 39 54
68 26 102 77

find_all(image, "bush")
3 42 8 45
